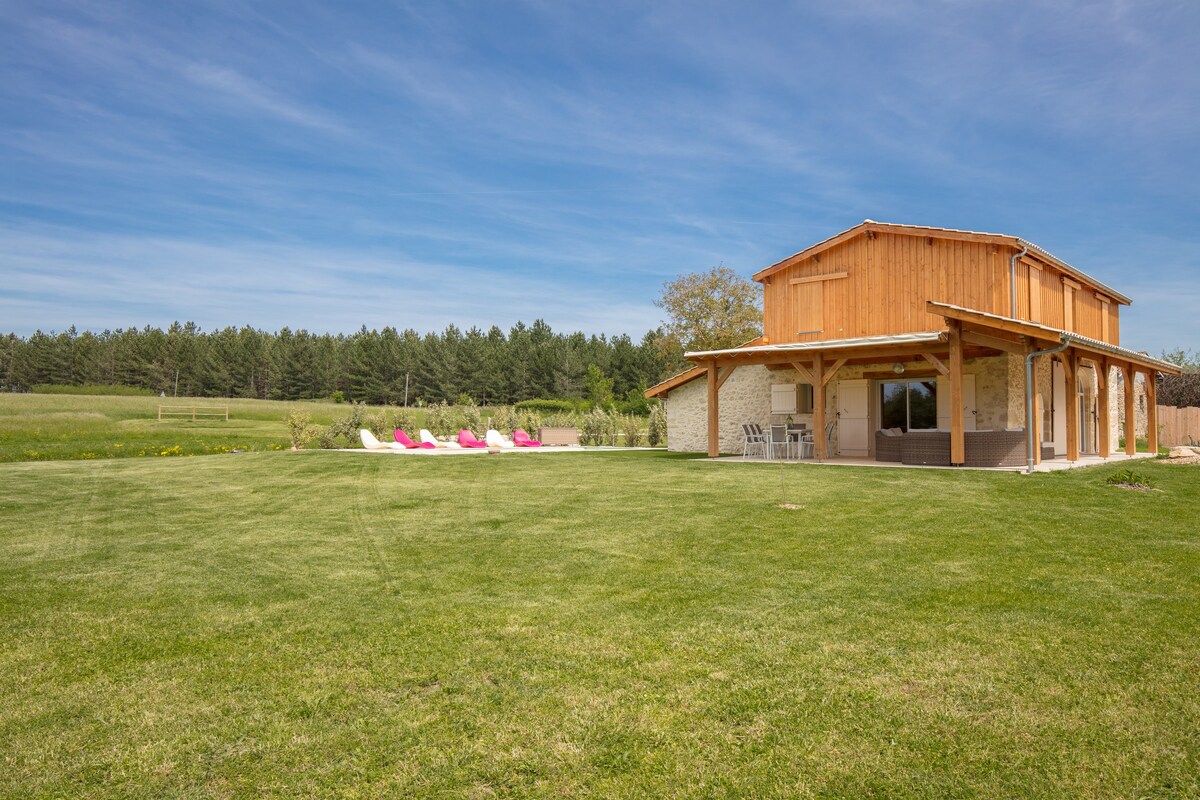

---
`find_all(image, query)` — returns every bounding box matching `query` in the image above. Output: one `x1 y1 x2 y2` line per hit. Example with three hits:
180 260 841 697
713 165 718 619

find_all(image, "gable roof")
751 220 1131 305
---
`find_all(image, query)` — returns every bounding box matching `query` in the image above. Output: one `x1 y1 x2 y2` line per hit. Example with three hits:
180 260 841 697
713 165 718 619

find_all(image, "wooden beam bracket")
919 352 950 376
822 358 848 386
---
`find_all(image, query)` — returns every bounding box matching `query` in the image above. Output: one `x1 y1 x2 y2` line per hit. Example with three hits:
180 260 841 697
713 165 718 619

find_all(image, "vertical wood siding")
762 232 1122 345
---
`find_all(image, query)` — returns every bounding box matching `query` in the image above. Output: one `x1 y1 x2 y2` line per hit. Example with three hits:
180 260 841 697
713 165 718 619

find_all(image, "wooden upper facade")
753 221 1126 347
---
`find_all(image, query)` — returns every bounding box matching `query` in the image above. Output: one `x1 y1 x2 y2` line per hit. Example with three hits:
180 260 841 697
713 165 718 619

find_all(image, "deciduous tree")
654 266 761 363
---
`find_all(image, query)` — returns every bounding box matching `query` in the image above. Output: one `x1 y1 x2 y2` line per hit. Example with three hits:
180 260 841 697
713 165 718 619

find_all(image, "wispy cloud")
182 63 349 135
0 0 1196 353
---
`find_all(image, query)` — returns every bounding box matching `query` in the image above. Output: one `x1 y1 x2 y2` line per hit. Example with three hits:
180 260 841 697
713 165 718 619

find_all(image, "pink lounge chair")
395 429 435 449
513 429 542 447
457 429 488 448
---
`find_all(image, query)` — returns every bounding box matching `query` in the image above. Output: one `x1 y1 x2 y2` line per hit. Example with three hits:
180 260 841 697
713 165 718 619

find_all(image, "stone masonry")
665 355 1014 455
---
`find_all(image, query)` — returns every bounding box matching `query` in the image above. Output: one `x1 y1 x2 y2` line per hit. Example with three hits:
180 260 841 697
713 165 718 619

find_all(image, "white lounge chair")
360 429 405 451
420 429 461 449
486 429 515 448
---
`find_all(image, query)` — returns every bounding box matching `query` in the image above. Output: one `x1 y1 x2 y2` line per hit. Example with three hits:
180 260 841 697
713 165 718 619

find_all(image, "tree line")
0 321 686 406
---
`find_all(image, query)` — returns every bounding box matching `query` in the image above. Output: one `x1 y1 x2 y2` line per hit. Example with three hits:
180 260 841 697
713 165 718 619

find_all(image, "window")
879 380 938 431
799 383 814 413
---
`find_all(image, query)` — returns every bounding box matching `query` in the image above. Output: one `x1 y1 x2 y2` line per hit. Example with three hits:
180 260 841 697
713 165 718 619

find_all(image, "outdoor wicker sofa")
900 431 952 466
874 429 904 462
877 428 1032 468
963 429 1026 468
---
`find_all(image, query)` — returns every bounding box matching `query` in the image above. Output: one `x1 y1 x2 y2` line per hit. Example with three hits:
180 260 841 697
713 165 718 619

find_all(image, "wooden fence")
158 405 229 422
1157 405 1200 446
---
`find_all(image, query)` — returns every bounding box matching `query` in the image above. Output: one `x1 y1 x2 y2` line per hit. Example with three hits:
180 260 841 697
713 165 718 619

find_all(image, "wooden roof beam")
960 330 1028 356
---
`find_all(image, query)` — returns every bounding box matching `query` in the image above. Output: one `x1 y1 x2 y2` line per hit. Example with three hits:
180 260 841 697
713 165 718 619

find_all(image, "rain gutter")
1009 246 1028 318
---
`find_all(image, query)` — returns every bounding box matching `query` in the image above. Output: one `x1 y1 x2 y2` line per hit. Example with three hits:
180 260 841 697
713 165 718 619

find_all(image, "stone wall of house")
972 355 1011 430
1006 355 1148 449
664 355 1014 454
1111 368 1149 443
663 365 775 454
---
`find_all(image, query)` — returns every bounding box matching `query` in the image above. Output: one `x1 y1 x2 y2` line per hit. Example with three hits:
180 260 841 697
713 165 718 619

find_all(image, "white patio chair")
769 424 794 461
742 424 767 460
791 425 814 459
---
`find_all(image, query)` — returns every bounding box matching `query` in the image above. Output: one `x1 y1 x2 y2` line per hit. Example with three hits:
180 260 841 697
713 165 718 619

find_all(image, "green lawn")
0 393 407 463
2 450 1198 797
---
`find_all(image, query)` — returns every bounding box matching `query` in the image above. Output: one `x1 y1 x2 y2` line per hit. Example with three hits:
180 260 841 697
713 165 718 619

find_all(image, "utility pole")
404 373 410 407
174 369 179 398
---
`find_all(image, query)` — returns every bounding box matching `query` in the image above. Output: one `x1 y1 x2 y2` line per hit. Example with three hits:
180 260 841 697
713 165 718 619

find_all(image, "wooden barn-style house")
646 221 1180 468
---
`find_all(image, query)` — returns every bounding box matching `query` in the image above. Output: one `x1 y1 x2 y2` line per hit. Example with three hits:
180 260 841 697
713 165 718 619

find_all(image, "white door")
1052 361 1067 456
837 379 869 456
936 374 977 431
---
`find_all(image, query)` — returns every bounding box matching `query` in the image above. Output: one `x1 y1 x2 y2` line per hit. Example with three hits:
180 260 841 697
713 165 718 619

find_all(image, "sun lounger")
458 429 489 448
512 429 542 447
485 429 515 448
360 429 405 451
420 429 461 448
394 429 435 449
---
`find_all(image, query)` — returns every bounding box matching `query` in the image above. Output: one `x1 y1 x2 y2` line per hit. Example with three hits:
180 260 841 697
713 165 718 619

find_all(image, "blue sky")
2 0 1197 354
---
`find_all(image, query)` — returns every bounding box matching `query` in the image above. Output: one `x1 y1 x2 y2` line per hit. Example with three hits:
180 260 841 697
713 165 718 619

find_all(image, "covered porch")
686 302 1180 471
704 450 1158 472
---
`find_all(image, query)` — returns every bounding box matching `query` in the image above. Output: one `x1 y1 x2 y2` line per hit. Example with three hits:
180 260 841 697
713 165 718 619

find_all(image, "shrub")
331 390 345 404
323 402 369 445
392 408 417 436
621 415 643 447
315 427 339 449
580 408 617 446
458 404 483 437
517 409 542 438
1106 468 1154 489
364 411 389 438
648 404 667 447
286 409 316 450
425 401 455 437
543 411 580 429
491 406 519 435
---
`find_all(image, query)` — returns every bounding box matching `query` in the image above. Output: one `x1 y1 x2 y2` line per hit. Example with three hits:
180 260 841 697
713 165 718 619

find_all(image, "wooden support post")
715 365 736 391
1146 371 1158 454
1064 354 1079 462
1096 359 1110 458
706 361 719 458
813 353 826 461
948 320 964 465
1123 363 1136 456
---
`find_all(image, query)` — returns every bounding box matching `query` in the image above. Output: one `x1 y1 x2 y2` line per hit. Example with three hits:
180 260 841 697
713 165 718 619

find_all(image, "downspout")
1026 336 1070 474
1010 245 1028 318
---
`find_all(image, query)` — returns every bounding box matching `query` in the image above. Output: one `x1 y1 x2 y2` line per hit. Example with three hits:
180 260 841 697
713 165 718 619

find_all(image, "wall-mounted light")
892 362 906 374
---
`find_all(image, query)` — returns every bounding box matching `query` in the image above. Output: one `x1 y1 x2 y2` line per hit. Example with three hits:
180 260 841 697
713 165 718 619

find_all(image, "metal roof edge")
685 331 944 360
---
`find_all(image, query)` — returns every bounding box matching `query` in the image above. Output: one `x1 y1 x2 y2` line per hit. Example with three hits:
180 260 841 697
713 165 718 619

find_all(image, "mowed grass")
0 393 402 463
1 451 1198 798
